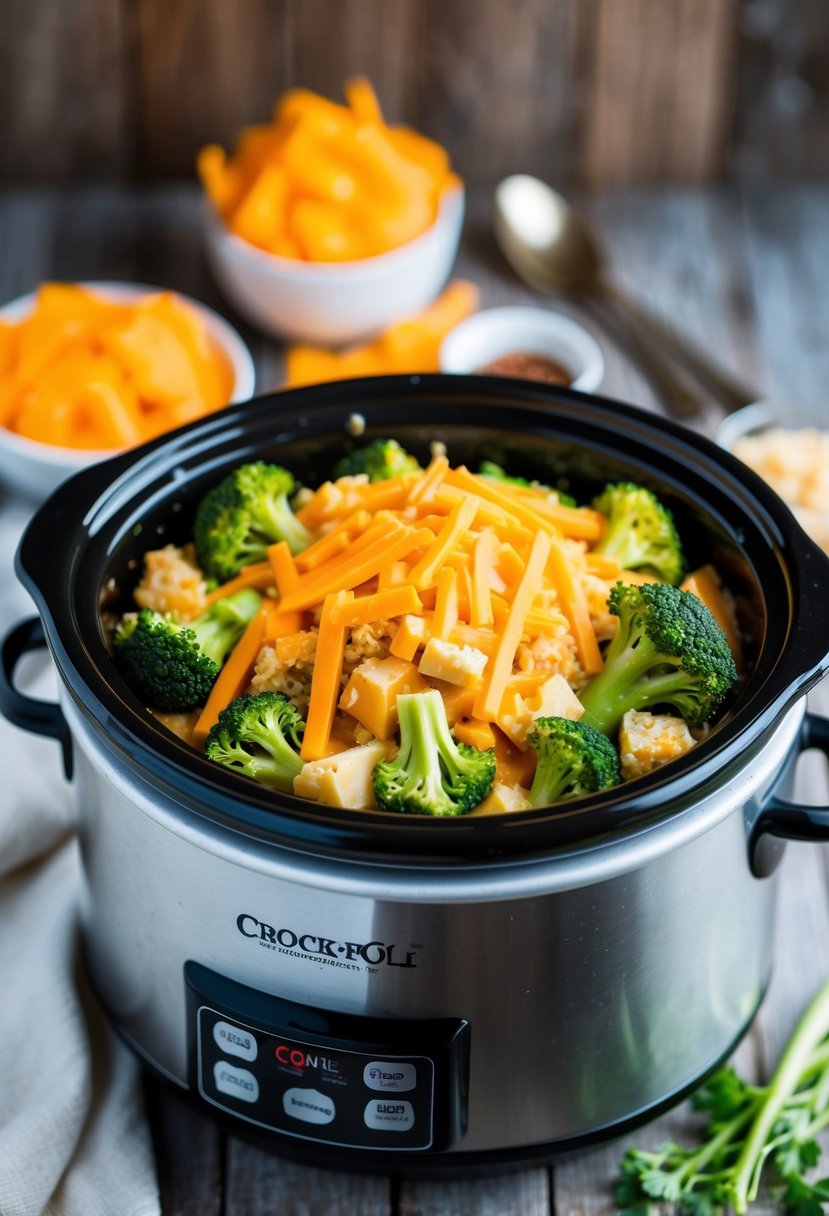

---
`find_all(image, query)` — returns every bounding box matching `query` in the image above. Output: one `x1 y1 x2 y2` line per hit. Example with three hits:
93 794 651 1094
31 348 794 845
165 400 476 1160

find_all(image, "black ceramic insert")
16 375 829 863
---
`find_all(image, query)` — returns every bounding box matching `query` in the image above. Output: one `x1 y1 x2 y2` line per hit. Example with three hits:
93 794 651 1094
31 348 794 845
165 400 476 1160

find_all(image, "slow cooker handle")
753 710 829 847
0 617 72 780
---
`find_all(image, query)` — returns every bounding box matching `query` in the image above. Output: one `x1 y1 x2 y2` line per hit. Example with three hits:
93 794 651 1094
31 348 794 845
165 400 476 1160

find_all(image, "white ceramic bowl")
716 399 829 554
203 186 465 345
0 281 256 501
439 305 604 392
715 400 829 452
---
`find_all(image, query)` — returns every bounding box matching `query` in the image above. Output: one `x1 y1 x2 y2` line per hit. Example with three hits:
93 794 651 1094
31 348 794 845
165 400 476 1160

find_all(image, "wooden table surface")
1 182 828 1215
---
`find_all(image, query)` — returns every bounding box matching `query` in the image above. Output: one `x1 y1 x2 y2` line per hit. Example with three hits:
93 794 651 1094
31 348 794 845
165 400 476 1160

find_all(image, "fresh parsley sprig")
616 978 829 1215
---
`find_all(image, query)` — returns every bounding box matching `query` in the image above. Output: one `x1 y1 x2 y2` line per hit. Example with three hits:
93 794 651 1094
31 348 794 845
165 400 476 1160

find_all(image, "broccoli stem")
731 977 829 1212
396 693 454 806
190 588 262 665
243 720 305 783
258 499 312 555
578 633 664 733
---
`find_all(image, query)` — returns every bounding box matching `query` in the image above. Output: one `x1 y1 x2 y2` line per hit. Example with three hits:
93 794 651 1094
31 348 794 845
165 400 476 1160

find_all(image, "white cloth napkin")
0 499 161 1216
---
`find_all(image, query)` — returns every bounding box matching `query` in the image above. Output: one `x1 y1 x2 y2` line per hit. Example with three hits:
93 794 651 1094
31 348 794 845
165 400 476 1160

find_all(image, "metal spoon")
493 175 757 416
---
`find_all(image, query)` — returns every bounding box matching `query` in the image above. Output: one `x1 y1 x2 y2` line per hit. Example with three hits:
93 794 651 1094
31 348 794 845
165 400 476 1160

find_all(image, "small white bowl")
0 281 256 501
203 186 465 345
439 305 604 392
715 400 828 452
716 400 829 554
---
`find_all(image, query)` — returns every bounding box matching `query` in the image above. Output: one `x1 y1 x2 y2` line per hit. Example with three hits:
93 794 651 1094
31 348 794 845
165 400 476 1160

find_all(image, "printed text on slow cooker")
237 914 418 970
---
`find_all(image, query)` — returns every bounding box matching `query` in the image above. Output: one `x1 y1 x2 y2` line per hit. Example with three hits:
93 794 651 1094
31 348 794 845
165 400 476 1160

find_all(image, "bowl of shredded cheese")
717 402 829 555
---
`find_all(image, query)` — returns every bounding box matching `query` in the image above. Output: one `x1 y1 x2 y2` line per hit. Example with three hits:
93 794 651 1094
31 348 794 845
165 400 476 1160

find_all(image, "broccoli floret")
204 692 304 791
478 461 577 506
479 459 535 487
333 439 420 482
579 581 738 736
114 588 262 711
592 482 685 584
194 461 312 581
526 716 620 806
372 690 495 816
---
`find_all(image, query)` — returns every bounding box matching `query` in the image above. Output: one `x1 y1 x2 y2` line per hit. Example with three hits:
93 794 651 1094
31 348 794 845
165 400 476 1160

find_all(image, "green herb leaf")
615 979 829 1216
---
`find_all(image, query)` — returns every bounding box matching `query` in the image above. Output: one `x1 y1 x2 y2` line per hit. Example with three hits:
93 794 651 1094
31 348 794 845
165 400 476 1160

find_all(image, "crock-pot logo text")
236 915 418 969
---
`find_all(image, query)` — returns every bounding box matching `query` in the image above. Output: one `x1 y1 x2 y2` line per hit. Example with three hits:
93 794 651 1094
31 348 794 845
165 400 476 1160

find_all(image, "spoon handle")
602 282 757 413
585 297 707 423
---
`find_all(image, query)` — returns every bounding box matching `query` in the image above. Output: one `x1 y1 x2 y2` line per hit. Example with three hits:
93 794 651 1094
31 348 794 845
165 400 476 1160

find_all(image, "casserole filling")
110 439 741 816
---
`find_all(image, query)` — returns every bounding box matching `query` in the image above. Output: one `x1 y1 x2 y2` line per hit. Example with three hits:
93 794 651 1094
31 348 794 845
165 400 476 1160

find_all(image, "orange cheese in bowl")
0 284 234 451
284 279 479 387
198 78 460 262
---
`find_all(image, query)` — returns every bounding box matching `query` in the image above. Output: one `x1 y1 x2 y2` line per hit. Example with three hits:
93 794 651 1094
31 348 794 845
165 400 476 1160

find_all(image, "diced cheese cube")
429 680 477 725
493 729 537 787
497 674 584 748
619 710 696 781
496 687 531 748
389 613 428 661
453 717 496 751
529 674 585 724
339 656 429 740
418 638 488 688
293 740 394 809
475 782 531 815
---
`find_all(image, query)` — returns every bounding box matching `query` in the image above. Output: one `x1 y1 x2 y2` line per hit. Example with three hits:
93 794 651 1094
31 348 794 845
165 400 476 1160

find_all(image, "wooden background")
1 0 827 187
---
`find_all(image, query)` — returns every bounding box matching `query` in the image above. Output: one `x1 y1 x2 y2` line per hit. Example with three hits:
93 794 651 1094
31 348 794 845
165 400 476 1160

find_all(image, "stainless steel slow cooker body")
4 376 829 1172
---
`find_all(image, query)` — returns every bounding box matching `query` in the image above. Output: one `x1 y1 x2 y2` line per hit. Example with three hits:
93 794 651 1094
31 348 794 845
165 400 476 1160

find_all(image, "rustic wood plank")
398 1168 550 1216
144 1080 224 1216
4 0 829 186
289 0 418 123
0 191 59 302
415 0 586 187
741 185 829 412
581 0 740 187
672 0 741 180
576 188 763 431
131 0 293 177
732 0 829 181
0 0 126 182
0 190 59 515
223 1137 392 1215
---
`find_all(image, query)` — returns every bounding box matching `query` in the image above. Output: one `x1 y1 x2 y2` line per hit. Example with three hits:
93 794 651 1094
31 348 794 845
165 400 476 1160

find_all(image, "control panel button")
213 1061 259 1104
282 1087 336 1126
213 1020 258 1062
364 1099 415 1132
187 964 470 1152
363 1061 417 1093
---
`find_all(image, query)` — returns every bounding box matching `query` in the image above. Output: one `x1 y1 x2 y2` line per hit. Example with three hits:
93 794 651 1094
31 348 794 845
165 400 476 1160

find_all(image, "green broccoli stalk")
114 588 262 711
372 690 495 816
204 692 305 791
526 716 620 807
194 461 312 581
617 977 829 1216
333 439 421 482
478 461 577 507
579 581 737 736
592 482 686 584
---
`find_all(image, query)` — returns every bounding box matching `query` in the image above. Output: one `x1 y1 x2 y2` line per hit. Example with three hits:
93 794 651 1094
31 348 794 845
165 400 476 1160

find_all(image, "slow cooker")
3 376 829 1172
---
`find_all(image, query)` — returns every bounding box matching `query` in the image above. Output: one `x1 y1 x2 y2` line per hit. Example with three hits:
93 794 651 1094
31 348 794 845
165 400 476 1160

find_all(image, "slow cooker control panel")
185 962 469 1152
